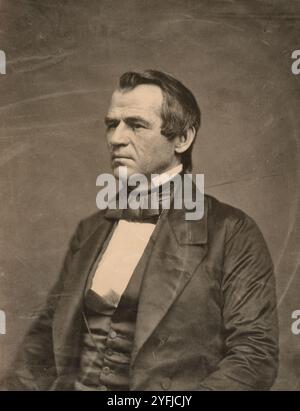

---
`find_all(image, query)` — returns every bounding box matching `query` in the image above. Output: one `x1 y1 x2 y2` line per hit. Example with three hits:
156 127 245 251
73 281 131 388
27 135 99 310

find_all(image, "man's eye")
107 123 117 130
132 124 144 130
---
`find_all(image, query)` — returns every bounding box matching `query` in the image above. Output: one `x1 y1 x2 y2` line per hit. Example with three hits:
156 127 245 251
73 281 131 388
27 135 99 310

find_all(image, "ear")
174 127 196 154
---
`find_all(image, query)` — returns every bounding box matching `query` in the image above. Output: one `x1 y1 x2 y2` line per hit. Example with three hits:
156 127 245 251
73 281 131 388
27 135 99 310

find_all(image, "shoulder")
205 194 247 220
69 209 107 250
204 194 264 244
205 193 250 225
78 209 107 230
205 195 274 270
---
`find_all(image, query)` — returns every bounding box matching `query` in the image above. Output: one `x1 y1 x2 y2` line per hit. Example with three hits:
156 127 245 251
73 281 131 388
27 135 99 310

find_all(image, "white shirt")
91 164 183 304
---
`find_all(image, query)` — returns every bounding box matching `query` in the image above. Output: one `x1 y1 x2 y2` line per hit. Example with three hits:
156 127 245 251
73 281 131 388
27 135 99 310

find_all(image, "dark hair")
118 70 201 171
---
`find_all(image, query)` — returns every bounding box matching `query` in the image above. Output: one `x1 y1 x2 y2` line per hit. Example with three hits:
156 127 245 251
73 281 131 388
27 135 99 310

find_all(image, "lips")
111 154 132 160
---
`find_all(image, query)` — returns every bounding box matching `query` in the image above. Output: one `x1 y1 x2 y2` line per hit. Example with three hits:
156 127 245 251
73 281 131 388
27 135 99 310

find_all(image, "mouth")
111 154 132 161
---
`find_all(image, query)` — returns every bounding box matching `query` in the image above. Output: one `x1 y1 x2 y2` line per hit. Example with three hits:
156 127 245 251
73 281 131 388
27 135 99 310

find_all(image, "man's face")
105 84 180 179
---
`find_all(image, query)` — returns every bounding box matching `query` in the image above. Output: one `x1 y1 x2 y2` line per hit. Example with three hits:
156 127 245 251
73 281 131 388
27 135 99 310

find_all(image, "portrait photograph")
0 0 300 393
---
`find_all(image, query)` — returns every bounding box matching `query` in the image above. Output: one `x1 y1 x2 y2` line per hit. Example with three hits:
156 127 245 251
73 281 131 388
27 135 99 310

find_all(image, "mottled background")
0 0 299 390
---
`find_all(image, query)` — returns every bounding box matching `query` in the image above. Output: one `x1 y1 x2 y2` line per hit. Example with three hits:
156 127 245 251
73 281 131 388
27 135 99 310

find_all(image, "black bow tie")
104 186 166 222
103 175 182 222
104 206 160 223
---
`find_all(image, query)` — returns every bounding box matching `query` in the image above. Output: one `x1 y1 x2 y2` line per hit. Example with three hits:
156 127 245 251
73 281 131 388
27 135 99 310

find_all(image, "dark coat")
3 194 279 391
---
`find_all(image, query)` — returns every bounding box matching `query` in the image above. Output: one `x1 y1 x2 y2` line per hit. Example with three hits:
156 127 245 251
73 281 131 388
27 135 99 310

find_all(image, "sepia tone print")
0 0 300 391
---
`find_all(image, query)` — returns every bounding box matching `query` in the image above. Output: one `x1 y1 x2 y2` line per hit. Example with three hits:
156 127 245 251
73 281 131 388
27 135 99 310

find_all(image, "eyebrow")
104 116 117 126
104 115 151 128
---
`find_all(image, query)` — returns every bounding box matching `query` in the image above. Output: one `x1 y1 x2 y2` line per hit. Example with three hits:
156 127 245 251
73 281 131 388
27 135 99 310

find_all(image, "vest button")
161 377 171 390
102 366 111 375
109 330 117 339
99 385 108 391
106 348 113 356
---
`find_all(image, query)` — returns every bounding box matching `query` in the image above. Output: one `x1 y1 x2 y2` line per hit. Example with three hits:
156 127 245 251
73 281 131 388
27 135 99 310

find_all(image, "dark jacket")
3 194 279 390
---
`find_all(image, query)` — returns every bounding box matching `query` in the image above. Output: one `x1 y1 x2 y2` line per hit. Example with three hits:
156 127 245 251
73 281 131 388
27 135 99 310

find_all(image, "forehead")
107 84 163 119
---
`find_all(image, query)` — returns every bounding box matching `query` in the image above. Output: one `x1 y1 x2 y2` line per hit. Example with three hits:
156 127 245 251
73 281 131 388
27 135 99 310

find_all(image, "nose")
107 121 130 147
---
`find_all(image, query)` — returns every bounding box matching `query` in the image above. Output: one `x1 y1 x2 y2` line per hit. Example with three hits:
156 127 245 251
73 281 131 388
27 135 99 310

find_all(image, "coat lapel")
53 214 114 373
53 178 208 371
131 194 208 365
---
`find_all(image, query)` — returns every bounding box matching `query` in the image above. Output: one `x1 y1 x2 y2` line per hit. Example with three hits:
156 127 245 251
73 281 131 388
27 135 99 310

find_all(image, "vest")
74 219 157 391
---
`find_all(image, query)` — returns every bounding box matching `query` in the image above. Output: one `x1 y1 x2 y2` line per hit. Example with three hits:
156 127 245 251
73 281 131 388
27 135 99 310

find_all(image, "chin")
112 165 139 180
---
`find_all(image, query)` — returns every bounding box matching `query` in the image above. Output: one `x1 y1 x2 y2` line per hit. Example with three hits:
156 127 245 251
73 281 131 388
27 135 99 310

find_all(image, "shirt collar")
151 163 183 189
134 163 183 194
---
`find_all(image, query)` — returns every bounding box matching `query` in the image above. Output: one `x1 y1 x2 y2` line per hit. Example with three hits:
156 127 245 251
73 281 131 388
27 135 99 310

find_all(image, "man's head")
105 70 201 179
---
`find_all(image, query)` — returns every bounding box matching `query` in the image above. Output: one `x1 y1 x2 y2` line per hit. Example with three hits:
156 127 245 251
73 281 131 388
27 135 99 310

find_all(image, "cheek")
141 143 169 164
134 132 175 171
156 139 175 159
146 134 173 156
145 143 175 173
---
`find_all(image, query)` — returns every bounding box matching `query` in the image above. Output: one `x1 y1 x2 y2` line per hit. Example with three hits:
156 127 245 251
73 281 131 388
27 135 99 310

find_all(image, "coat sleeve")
198 215 279 391
0 222 84 391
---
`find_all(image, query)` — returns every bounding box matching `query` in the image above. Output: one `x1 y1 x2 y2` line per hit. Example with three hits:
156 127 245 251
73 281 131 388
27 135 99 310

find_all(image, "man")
2 70 278 391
